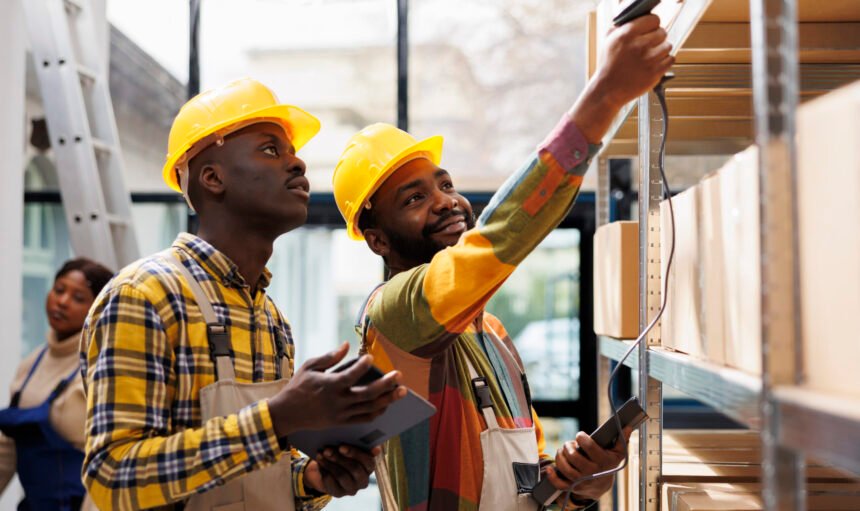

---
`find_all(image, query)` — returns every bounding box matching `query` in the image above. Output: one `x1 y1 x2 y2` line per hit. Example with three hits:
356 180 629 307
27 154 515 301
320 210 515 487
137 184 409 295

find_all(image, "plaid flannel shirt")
80 233 331 510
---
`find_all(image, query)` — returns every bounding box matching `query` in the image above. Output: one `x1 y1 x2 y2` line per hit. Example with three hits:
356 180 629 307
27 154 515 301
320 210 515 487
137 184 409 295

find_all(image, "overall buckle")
471 377 493 409
206 323 230 359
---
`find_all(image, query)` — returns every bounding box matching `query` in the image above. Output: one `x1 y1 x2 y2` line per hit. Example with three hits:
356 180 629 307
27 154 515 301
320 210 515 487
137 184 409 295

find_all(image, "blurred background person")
0 258 113 511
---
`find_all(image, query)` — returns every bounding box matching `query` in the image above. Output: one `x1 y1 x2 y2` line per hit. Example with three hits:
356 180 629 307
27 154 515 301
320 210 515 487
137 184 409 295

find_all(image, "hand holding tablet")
289 355 437 456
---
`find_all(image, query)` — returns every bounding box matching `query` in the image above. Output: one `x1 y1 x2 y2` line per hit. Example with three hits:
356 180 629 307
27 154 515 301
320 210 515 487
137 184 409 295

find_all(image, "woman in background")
0 258 113 511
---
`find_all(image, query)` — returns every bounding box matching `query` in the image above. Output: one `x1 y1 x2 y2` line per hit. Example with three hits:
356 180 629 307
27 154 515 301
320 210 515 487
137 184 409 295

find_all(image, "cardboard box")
662 430 760 451
629 431 856 505
698 175 727 365
681 22 860 65
628 434 640 508
615 431 632 511
718 147 762 375
586 10 598 79
701 0 860 23
798 80 860 398
662 483 860 511
594 221 640 339
661 186 705 358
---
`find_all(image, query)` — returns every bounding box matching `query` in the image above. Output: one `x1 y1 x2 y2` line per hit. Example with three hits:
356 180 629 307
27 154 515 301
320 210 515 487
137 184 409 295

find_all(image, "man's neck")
384 255 432 280
196 219 275 291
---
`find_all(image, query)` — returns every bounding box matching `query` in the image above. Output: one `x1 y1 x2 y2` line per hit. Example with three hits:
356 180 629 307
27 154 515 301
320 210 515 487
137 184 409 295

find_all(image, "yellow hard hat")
333 123 443 240
162 78 320 193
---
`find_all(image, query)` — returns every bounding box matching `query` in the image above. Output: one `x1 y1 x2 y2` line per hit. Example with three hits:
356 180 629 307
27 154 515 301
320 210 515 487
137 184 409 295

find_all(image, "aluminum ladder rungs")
23 0 141 270
91 138 112 155
63 0 82 14
77 64 97 84
105 214 131 227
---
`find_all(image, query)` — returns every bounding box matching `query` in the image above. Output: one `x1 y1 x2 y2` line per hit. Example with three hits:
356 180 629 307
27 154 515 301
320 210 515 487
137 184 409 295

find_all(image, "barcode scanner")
530 398 648 507
613 0 661 26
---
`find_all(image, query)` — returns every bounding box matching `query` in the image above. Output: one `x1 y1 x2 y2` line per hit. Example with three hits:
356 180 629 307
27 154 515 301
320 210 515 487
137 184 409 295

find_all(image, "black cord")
557 79 676 510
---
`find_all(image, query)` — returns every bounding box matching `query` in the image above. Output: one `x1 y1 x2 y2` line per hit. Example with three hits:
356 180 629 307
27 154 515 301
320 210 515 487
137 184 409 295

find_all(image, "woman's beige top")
0 330 92 509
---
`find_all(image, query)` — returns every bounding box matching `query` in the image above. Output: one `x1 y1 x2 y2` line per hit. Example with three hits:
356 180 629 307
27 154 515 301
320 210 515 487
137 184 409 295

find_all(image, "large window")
409 0 592 191
490 229 582 402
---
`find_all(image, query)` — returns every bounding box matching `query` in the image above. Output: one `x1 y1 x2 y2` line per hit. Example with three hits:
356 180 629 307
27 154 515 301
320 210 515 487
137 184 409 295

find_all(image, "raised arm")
371 15 672 356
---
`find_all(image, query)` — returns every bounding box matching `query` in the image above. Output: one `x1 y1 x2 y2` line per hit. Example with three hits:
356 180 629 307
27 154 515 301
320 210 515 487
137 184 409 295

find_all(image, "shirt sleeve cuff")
293 456 316 498
538 114 602 176
293 456 333 509
236 399 284 466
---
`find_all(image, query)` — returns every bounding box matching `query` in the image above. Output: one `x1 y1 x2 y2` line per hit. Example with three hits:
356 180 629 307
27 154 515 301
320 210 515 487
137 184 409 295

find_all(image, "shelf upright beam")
749 0 805 510
637 91 664 511
596 157 610 228
594 157 613 511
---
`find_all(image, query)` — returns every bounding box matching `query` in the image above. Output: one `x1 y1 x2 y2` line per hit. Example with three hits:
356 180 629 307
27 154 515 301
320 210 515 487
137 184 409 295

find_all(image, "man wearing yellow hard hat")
80 78 405 510
333 15 673 511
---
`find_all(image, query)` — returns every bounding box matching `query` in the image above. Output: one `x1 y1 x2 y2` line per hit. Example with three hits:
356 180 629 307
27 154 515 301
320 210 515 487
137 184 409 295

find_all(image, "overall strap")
465 352 500 430
354 282 397 511
159 251 235 381
355 282 386 355
483 322 525 375
273 321 291 380
47 364 83 403
10 347 49 407
483 322 534 413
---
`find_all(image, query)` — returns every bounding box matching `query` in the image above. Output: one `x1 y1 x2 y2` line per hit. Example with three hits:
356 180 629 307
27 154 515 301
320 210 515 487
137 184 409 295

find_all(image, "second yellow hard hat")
162 78 320 193
332 123 443 241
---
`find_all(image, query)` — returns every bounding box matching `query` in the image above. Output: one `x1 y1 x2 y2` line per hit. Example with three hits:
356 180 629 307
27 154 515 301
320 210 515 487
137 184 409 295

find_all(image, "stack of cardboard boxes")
657 79 860 395
658 146 761 375
593 79 860 397
616 431 860 510
592 78 860 510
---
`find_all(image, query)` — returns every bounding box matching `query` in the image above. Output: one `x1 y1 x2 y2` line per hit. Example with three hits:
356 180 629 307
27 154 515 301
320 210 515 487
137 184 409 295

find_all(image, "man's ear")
364 228 390 258
198 162 226 197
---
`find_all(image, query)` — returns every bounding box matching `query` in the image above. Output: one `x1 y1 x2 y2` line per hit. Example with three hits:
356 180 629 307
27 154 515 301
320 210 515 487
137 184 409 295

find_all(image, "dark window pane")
488 229 581 400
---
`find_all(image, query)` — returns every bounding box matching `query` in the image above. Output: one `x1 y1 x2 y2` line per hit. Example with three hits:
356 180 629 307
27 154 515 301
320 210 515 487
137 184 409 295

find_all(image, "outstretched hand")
545 427 634 503
597 14 674 109
268 342 407 436
570 14 674 144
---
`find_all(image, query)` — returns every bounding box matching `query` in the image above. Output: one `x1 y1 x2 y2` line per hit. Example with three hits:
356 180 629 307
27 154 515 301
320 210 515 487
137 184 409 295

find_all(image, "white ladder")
21 0 139 271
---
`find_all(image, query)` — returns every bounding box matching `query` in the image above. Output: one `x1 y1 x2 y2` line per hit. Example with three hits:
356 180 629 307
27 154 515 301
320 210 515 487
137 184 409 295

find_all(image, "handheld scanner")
530 397 648 506
613 0 661 26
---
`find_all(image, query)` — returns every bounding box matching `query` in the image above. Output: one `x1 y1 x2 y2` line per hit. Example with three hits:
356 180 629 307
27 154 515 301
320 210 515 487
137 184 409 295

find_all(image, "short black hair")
55 257 114 297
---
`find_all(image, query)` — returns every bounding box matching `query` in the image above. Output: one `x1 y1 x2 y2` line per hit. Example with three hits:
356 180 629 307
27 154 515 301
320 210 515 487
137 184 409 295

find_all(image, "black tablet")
289 358 437 456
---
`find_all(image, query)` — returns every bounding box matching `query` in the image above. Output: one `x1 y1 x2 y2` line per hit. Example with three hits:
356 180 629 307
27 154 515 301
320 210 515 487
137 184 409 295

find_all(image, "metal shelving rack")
591 1 860 510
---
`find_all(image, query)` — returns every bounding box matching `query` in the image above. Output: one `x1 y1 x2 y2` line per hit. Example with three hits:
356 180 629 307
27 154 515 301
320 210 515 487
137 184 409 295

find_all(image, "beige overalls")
363 291 542 511
467 324 541 511
164 254 296 511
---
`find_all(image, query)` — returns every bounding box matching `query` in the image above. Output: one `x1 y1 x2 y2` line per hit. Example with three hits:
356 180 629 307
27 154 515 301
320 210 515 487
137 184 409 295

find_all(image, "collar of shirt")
172 232 273 292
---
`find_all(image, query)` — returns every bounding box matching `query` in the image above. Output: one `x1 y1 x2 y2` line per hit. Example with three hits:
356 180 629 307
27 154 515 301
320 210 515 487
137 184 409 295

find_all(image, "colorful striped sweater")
361 115 599 511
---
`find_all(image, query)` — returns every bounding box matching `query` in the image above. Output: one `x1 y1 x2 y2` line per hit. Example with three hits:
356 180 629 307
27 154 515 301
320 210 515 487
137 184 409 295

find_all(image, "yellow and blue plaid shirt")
80 233 331 510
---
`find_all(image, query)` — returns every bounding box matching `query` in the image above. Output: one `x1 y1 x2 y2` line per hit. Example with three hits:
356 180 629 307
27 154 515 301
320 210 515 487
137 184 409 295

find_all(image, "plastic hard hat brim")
162 103 321 193
347 134 444 241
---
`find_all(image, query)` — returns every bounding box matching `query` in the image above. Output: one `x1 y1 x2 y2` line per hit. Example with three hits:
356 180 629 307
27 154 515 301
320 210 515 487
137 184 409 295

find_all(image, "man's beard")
386 210 477 266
